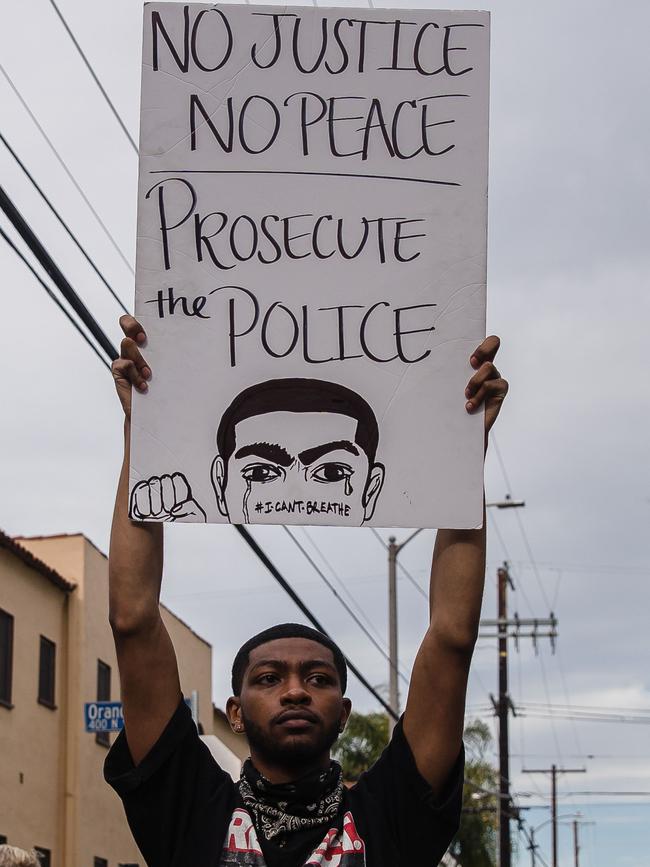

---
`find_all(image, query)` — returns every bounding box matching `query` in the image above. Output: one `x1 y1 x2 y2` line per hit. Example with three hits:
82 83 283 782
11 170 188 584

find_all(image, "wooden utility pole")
387 536 399 731
386 529 422 732
497 565 513 867
481 563 558 867
522 767 586 867
527 827 538 867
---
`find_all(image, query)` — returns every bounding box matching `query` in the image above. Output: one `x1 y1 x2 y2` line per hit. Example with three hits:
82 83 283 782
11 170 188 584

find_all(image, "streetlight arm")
395 527 424 554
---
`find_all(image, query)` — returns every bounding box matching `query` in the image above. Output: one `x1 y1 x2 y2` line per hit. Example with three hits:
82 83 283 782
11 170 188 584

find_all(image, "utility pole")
386 529 423 731
388 536 399 730
497 565 513 867
573 819 579 867
481 562 558 867
526 827 538 867
522 767 586 867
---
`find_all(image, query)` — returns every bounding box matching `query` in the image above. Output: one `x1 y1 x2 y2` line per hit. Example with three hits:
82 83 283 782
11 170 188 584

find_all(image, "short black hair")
217 378 380 471
231 623 348 696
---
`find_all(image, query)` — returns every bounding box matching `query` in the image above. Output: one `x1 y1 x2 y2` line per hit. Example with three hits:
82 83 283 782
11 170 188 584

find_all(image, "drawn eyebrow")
298 440 359 466
234 442 294 466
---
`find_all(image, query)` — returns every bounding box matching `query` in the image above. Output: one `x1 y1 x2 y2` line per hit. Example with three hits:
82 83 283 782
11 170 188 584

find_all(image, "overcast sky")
1 1 649 865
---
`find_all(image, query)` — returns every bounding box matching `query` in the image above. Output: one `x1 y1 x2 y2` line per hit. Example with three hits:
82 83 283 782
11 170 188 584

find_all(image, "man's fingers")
112 357 147 393
466 377 509 412
465 362 500 399
119 314 147 345
470 334 500 369
120 337 151 389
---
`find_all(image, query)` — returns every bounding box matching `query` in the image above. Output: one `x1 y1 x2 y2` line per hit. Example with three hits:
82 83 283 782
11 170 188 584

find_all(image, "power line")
299 527 389 652
0 184 118 360
492 436 552 612
523 702 650 713
0 129 128 314
0 223 109 370
0 61 134 275
283 526 410 687
46 0 138 153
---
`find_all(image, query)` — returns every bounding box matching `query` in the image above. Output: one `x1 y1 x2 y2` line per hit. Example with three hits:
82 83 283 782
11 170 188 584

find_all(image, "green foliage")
332 711 389 781
332 712 500 867
449 719 498 867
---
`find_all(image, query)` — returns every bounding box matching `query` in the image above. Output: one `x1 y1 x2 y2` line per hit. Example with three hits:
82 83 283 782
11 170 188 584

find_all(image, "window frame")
37 635 56 710
0 608 14 708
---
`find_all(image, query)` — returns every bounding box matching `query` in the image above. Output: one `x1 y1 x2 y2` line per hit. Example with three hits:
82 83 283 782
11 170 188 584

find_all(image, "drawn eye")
241 463 284 484
311 463 353 484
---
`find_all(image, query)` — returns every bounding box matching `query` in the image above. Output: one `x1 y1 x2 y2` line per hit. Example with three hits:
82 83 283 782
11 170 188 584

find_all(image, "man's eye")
258 674 279 684
311 463 352 483
242 463 283 483
309 674 331 686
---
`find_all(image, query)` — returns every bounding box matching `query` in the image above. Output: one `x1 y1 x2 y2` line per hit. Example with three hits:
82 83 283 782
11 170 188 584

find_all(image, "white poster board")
130 3 490 529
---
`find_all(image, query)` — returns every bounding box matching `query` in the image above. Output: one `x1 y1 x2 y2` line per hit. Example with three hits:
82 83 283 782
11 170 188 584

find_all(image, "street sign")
84 701 124 733
84 697 195 732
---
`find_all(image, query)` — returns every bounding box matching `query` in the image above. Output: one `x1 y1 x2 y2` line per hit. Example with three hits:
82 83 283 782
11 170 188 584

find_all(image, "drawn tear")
243 478 252 524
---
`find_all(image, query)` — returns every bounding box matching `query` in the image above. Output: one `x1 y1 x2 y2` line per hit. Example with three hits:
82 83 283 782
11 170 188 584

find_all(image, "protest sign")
130 3 490 528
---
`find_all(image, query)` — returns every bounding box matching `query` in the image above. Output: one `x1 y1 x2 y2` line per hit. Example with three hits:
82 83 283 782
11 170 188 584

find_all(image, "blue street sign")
84 701 124 733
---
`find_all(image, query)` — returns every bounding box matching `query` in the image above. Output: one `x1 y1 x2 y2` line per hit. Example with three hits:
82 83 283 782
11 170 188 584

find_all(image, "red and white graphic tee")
220 808 366 866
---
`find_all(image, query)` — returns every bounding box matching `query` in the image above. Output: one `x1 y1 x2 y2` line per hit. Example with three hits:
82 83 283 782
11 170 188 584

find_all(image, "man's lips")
274 709 319 726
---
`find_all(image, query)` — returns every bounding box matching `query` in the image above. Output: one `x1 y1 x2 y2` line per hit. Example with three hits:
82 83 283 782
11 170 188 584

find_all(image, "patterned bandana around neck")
238 758 344 845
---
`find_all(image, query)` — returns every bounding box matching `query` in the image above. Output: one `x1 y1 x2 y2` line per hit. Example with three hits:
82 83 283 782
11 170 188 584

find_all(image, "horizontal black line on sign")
148 169 461 187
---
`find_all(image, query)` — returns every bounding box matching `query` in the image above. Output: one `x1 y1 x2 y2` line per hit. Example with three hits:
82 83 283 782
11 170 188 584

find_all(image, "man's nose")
280 677 311 705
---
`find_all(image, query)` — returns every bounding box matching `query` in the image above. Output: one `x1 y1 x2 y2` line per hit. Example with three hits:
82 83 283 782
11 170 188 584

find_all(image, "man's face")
231 638 350 770
212 412 384 524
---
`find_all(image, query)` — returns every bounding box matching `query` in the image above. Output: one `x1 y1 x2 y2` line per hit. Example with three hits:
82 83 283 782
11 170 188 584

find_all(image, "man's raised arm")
109 315 182 765
403 336 508 796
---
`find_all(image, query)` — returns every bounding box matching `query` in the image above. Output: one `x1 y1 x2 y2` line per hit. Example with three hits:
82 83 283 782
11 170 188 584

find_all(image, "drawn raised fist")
129 473 207 522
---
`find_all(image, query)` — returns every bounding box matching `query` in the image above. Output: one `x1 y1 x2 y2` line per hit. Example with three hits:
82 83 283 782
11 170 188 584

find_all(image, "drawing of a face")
210 379 385 526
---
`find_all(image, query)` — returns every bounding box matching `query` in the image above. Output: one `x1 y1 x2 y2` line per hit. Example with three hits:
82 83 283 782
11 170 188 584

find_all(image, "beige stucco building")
0 530 247 867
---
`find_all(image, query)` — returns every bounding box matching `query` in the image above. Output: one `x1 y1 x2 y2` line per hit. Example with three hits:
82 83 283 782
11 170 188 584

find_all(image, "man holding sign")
105 4 502 864
104 315 507 867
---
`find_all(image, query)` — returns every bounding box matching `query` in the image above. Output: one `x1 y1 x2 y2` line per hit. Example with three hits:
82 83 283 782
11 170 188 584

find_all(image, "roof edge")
0 530 76 593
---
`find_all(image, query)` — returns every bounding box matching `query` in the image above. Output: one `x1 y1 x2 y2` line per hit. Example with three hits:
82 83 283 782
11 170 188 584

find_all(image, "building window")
37 636 56 708
0 609 13 707
94 858 108 867
96 659 111 747
34 847 51 866
0 833 7 844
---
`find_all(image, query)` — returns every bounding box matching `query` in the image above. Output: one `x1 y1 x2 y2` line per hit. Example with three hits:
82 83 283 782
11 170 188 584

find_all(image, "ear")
226 696 244 733
211 454 229 518
339 697 352 732
362 463 385 522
